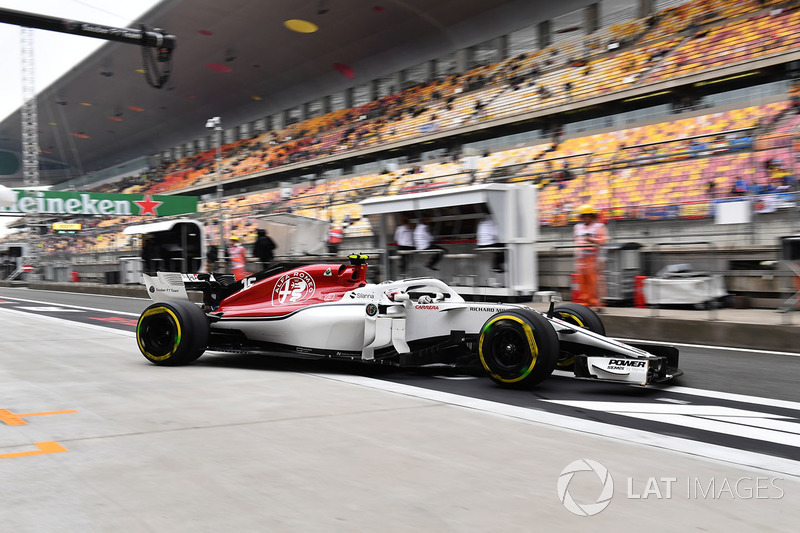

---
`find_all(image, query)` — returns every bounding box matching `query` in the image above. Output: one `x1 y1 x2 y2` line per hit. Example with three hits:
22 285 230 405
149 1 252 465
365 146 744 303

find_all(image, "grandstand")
1 0 800 302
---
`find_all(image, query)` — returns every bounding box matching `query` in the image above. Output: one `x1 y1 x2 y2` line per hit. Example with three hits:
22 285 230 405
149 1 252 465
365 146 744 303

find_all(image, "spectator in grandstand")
707 179 717 199
473 100 486 118
476 208 504 273
253 228 276 270
538 85 551 100
228 236 248 281
732 176 750 196
414 215 445 271
573 205 608 311
394 214 415 274
554 162 574 183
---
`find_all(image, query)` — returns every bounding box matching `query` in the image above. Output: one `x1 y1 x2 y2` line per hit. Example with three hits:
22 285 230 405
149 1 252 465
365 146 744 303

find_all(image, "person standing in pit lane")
476 209 504 273
414 215 446 271
253 228 276 271
394 214 415 275
228 236 248 281
573 204 608 311
327 225 343 255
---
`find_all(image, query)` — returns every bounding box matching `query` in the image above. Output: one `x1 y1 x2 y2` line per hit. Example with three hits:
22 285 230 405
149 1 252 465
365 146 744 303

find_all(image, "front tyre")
136 300 209 366
478 309 559 388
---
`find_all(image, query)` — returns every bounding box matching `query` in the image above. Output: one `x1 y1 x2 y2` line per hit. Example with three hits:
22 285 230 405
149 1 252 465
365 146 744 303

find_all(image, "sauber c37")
136 255 681 388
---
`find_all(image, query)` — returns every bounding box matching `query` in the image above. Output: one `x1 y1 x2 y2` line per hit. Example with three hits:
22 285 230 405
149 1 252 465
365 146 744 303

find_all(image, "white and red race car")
136 255 682 388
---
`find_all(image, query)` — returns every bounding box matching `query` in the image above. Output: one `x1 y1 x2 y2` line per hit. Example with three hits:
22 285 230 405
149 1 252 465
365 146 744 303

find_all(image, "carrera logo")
273 271 316 306
608 359 646 368
414 305 439 310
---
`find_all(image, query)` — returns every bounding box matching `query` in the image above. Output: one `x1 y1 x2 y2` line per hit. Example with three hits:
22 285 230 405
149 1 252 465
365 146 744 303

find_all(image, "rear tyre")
478 309 559 388
136 300 208 366
552 303 605 369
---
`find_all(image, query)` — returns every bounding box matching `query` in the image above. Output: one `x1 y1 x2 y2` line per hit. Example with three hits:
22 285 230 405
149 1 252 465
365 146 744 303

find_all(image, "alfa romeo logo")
557 459 614 516
272 271 316 306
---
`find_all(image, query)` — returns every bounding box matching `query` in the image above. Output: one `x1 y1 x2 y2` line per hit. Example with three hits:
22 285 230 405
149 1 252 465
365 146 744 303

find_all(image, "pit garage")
361 183 538 300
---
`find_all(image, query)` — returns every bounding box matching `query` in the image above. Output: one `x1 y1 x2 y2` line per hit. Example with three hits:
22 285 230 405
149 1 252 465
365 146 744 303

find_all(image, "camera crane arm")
0 7 175 89
0 7 176 50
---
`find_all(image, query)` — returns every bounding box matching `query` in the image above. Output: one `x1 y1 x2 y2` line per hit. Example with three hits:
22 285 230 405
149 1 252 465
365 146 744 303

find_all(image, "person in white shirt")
476 212 504 272
393 215 415 273
413 216 445 270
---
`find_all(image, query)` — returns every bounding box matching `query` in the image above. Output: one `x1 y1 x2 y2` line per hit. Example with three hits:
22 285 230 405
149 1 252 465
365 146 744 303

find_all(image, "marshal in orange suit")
573 205 608 309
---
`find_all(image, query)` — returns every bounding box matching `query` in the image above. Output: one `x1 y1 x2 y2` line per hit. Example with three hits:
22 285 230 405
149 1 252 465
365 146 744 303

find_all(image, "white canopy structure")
361 183 538 298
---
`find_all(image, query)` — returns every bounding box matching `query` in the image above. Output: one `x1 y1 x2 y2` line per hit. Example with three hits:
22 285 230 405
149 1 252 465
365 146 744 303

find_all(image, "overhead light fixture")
623 90 671 102
284 19 318 33
695 71 760 87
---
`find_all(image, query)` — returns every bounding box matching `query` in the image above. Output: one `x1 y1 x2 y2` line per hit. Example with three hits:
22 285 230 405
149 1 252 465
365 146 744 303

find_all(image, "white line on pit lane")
615 337 800 358
0 295 140 316
15 306 85 312
0 286 149 301
552 369 800 411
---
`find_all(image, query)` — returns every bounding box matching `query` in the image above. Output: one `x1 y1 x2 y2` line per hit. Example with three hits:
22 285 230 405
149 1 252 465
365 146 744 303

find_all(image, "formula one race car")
136 255 682 388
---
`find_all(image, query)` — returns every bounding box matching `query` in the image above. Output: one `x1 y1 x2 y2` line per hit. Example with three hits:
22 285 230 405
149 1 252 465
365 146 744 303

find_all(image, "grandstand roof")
0 0 599 188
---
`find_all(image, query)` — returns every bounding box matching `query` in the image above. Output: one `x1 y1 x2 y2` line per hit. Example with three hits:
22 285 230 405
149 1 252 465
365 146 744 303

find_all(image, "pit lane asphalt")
1 286 799 531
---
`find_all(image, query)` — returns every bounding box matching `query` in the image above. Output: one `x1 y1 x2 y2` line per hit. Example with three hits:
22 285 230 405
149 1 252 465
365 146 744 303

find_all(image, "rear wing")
143 272 237 306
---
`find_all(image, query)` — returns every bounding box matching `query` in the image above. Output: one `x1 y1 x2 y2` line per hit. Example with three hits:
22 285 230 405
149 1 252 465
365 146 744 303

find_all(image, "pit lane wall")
599 310 800 353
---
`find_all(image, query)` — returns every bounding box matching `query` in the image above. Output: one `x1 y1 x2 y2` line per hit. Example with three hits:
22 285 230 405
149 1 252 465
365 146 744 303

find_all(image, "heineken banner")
0 190 197 217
